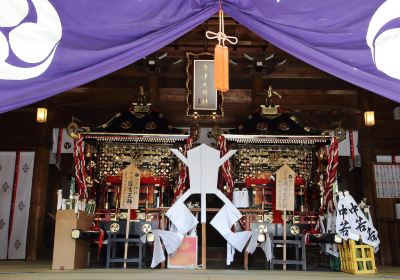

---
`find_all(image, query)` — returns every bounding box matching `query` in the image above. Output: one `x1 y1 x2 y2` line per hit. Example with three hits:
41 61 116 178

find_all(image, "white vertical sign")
0 152 16 259
8 152 35 259
120 164 140 210
275 164 295 271
276 164 295 211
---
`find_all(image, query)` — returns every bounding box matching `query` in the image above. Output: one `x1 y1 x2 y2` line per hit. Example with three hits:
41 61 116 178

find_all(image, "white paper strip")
0 152 16 259
8 152 35 259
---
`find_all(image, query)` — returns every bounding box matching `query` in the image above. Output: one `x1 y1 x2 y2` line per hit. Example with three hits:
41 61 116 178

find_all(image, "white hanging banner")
344 192 380 248
329 130 359 156
0 152 16 259
52 128 74 154
8 152 35 259
336 191 380 249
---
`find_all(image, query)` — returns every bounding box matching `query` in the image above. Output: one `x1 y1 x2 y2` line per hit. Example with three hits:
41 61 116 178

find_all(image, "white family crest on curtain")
0 152 16 259
367 0 400 80
8 152 35 259
0 0 62 80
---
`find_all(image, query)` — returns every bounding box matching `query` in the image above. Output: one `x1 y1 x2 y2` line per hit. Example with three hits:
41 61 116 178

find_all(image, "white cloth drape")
8 152 35 259
210 203 252 265
166 201 198 235
246 231 273 261
150 229 183 268
0 152 16 259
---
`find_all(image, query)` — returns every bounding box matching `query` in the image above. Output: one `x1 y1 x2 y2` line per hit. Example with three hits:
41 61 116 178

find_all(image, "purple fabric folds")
224 0 400 103
0 0 218 113
0 0 399 114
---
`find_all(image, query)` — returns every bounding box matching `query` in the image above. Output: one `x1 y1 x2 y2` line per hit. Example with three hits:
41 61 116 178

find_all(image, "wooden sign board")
373 163 400 198
275 164 295 211
120 163 140 209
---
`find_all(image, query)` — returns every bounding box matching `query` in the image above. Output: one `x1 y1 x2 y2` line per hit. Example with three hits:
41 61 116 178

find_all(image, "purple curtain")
224 0 400 103
0 0 218 113
0 0 399 114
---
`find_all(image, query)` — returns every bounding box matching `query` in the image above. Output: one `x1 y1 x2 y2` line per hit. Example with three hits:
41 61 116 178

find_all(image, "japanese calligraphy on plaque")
120 163 140 209
185 52 223 117
193 60 217 110
275 164 295 211
373 163 400 198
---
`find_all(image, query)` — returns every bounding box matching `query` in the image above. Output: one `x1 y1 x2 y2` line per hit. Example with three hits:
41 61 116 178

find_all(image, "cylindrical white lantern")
364 111 375 126
36 107 48 123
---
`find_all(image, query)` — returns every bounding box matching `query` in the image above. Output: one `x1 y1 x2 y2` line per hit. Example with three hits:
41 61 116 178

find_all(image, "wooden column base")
202 223 206 270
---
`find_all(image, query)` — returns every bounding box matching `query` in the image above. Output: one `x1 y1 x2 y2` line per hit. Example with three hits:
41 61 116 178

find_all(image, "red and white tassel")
217 135 234 199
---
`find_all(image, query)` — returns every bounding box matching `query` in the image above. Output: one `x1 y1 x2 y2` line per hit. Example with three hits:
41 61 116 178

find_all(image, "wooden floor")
0 261 399 280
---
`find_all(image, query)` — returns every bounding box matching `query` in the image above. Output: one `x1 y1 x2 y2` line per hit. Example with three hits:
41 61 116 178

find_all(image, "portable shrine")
221 95 332 236
74 94 189 234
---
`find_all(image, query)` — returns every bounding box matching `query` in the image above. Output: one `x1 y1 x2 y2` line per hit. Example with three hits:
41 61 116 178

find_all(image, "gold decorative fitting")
110 223 120 233
67 118 80 139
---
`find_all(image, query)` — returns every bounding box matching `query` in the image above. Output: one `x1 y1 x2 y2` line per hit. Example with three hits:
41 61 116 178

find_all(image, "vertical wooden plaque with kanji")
276 164 295 211
120 164 140 209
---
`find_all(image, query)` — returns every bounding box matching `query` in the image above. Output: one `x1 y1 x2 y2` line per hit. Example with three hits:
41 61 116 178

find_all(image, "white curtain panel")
0 152 16 259
8 152 35 259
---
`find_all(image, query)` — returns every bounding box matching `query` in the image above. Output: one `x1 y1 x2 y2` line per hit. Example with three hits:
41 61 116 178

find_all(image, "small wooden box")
52 210 93 270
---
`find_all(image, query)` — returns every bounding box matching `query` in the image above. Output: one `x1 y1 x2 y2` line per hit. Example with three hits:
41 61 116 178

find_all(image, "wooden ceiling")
1 15 399 147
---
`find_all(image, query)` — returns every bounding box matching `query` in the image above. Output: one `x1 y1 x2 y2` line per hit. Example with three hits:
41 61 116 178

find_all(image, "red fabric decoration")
217 135 234 199
173 137 193 201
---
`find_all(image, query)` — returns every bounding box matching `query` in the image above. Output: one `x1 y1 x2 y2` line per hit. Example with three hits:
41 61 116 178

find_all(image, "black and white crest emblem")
64 142 72 149
2 182 9 192
14 239 21 250
22 163 29 174
18 201 25 212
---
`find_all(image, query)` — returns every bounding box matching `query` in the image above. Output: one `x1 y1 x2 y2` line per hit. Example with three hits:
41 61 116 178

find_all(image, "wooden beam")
26 145 51 261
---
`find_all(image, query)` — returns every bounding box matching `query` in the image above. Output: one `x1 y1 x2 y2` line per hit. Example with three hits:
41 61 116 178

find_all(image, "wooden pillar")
357 91 383 263
147 72 160 104
201 223 206 270
252 73 265 106
244 213 250 270
26 125 51 261
358 92 377 219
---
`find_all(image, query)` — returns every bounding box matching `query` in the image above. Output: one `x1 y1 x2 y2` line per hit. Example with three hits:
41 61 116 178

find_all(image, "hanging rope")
206 3 238 93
